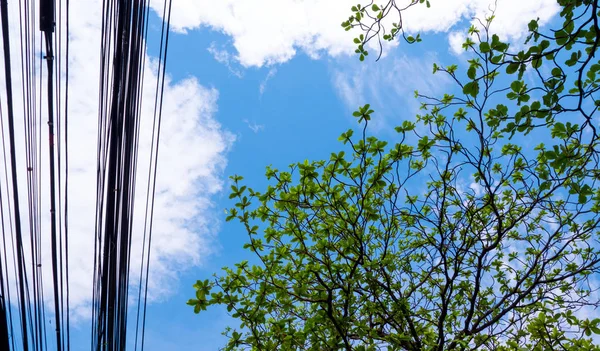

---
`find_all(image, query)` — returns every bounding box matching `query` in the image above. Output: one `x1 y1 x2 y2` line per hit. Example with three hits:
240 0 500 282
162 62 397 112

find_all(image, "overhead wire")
92 0 150 349
0 98 13 350
1 0 33 348
0 0 174 349
0 81 18 351
134 1 173 350
63 1 70 349
0 0 71 349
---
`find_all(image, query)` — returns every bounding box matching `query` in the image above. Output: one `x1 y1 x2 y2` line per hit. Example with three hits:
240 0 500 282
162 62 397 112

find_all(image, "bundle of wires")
0 0 174 349
0 0 70 349
92 0 172 350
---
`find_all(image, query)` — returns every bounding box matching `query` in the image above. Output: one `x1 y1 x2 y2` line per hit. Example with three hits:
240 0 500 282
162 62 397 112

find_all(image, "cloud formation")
150 0 560 67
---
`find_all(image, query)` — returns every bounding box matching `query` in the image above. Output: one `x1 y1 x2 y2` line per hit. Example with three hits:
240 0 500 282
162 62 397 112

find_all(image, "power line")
0 1 174 349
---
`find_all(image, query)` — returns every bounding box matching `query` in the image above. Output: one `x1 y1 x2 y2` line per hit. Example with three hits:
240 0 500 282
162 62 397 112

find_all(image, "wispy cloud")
259 67 277 96
243 119 265 133
207 42 244 78
330 51 452 131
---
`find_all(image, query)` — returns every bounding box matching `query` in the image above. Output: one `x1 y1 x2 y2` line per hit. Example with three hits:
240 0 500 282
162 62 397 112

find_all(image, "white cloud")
150 0 559 67
448 31 467 55
0 0 233 323
399 0 559 39
150 0 358 66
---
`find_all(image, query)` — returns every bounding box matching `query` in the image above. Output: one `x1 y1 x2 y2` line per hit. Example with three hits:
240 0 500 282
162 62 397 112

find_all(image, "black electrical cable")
64 1 71 350
43 29 63 351
19 2 45 348
0 85 17 351
0 1 176 349
0 297 9 350
1 0 31 349
134 1 172 350
92 0 174 349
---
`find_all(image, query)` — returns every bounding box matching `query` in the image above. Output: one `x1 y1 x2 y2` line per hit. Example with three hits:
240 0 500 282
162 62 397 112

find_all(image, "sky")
1 0 567 350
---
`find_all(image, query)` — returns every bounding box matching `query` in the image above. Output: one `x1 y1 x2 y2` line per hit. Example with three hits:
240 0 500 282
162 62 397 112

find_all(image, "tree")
189 1 600 350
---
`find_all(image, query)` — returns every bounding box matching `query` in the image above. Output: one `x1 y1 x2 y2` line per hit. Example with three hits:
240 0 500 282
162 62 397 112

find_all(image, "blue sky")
1 0 569 350
137 28 367 351
129 1 562 349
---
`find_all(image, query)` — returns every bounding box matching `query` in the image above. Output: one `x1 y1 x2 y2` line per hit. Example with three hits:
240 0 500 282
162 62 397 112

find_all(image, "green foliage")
341 2 423 61
352 104 375 123
192 1 600 350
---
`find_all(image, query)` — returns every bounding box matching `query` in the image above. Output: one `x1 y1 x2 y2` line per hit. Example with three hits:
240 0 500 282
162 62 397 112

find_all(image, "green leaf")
506 62 520 74
528 19 538 32
463 81 480 97
551 67 562 76
479 42 491 53
467 66 477 79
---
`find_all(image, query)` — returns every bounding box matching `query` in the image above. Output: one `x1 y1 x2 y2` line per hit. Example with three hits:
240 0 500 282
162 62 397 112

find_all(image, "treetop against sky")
2 0 599 350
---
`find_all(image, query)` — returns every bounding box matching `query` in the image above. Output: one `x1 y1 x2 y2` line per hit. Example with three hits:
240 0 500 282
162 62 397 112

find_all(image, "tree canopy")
189 1 600 350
